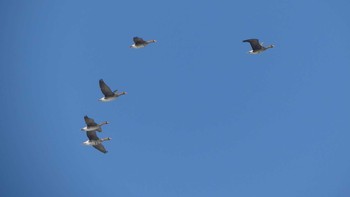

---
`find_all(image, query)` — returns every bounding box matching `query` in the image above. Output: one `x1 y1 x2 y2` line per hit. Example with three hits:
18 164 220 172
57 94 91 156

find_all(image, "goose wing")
84 116 98 127
99 79 114 97
93 144 108 153
86 130 99 141
86 131 108 153
243 39 262 51
133 37 146 45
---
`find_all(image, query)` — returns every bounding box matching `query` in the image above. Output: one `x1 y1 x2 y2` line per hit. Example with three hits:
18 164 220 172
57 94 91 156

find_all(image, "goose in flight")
243 39 274 54
81 115 109 132
83 130 111 153
130 37 157 48
99 79 127 102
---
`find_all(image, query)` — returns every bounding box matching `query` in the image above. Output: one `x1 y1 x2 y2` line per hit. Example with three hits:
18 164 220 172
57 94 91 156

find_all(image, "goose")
243 39 274 54
130 37 156 48
81 115 109 132
83 130 111 153
99 79 127 102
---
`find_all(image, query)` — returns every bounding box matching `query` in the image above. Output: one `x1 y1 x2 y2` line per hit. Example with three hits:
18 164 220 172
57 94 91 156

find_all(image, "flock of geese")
80 79 127 153
80 37 274 154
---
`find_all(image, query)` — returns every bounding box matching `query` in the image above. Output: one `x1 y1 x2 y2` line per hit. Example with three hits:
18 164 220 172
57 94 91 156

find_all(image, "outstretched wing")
99 79 114 97
93 144 108 153
243 39 262 51
86 130 99 141
84 116 97 127
133 37 146 45
86 131 108 153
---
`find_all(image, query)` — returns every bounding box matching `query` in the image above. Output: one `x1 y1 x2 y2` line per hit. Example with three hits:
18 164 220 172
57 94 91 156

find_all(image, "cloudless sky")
1 0 350 196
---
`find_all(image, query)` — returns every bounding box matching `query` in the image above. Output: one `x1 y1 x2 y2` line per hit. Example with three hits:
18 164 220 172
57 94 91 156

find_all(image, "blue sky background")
1 0 350 196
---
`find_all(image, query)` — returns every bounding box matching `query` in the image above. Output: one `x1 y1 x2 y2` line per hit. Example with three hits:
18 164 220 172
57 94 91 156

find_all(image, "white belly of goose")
99 97 117 102
130 44 145 49
249 50 263 54
81 126 100 132
83 140 101 146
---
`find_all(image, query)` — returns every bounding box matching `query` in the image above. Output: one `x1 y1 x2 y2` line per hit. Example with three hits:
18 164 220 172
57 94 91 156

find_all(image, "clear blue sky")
1 0 350 196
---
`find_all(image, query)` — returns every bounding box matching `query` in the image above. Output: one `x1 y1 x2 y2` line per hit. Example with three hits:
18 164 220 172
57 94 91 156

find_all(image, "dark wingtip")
243 39 258 42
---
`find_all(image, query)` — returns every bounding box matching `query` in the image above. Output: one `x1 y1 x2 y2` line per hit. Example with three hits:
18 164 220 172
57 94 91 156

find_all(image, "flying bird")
130 37 157 48
83 130 111 153
243 39 274 54
99 79 127 102
81 115 109 132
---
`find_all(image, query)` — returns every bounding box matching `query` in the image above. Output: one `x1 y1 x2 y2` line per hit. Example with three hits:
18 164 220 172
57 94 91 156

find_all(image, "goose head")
100 121 109 126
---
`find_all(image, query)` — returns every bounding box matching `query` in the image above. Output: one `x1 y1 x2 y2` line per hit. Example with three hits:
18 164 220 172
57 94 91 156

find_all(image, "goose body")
130 37 156 48
81 115 109 132
99 79 127 102
243 39 274 54
83 130 111 153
